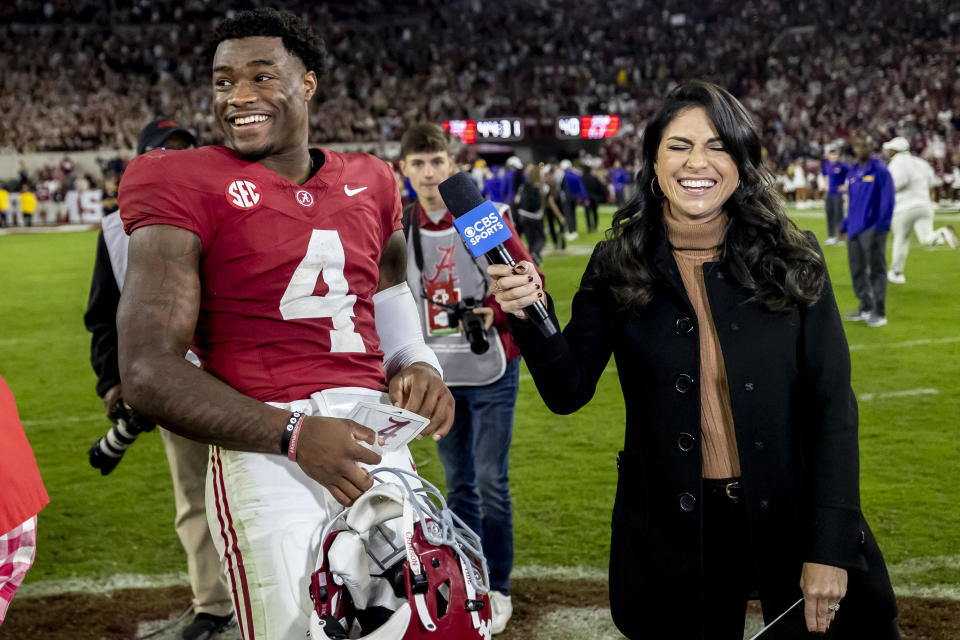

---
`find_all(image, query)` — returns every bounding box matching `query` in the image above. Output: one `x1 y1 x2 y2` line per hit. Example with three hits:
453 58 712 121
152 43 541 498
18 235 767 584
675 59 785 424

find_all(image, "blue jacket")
822 160 848 196
611 167 630 193
845 157 894 238
562 170 589 201
483 168 503 202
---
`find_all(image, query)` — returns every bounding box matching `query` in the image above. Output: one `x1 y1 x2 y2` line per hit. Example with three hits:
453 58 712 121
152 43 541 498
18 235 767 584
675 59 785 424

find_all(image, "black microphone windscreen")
438 172 484 218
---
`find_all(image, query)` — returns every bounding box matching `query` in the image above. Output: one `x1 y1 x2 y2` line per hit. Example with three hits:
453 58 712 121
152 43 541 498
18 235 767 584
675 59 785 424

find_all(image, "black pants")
848 229 888 316
703 478 900 640
560 198 577 233
703 479 756 640
546 209 565 250
585 199 600 232
825 195 844 238
518 214 546 264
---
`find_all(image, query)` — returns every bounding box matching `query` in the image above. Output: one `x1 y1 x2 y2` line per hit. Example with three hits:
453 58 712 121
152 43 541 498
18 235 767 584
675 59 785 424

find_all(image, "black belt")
703 478 743 503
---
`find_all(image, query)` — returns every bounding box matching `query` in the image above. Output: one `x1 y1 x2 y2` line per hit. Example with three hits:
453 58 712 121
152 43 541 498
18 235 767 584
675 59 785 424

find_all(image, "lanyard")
408 201 489 303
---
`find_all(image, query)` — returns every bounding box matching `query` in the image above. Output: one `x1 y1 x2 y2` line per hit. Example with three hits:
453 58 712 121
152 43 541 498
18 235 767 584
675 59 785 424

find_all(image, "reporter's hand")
800 562 847 635
487 261 543 319
294 416 382 506
388 362 454 441
103 384 124 422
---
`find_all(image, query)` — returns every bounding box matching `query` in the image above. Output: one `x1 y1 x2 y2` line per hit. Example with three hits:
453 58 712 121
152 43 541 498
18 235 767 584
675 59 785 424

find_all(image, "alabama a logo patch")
225 179 262 210
296 190 314 207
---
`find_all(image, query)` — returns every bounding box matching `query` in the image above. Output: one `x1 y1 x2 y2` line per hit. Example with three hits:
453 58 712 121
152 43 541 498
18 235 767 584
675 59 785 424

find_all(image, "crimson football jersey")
118 146 401 402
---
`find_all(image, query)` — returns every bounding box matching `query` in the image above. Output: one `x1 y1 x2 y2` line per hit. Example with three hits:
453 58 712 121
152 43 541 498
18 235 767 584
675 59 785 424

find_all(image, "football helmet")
309 468 492 640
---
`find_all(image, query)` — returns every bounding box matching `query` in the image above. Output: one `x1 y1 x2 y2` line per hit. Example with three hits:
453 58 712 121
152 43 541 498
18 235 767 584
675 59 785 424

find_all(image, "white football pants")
890 203 939 273
205 387 418 640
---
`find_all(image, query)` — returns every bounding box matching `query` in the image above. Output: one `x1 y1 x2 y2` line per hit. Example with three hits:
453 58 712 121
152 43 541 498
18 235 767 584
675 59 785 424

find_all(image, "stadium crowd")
3 0 960 174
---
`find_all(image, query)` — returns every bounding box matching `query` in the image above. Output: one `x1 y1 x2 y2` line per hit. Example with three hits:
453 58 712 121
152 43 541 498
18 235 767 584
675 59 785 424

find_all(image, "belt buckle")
724 481 742 502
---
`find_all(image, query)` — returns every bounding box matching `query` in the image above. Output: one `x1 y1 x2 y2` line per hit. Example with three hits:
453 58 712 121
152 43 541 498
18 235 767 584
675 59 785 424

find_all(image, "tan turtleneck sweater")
663 208 741 479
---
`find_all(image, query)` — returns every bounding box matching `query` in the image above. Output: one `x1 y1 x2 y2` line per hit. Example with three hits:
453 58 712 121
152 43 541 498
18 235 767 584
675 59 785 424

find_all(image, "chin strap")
402 494 437 631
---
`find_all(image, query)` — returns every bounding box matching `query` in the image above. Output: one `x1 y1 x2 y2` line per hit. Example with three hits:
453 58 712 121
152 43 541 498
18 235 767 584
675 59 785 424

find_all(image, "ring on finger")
827 602 840 612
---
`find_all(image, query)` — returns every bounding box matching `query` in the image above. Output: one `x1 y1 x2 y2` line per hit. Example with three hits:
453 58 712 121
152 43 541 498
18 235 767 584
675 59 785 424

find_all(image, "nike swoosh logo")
344 185 368 197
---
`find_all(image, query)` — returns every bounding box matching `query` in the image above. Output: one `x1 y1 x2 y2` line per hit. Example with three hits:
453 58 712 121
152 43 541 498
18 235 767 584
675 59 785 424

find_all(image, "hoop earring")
651 177 665 199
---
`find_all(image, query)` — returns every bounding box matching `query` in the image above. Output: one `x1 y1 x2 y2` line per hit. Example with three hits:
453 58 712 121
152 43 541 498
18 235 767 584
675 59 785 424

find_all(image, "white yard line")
21 413 104 427
859 388 939 401
849 336 960 351
17 572 189 598
513 565 607 581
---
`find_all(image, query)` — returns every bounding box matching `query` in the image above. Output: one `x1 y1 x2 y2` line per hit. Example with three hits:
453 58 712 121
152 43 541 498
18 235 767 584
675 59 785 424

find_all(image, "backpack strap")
402 201 425 272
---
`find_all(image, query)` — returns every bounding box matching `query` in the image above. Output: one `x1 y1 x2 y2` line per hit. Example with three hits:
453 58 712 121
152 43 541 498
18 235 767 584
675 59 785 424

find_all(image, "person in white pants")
884 137 958 284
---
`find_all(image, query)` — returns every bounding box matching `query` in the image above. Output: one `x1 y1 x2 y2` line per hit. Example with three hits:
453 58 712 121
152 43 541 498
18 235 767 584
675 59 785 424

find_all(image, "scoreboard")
556 115 621 139
444 118 524 143
443 120 477 144
443 115 620 142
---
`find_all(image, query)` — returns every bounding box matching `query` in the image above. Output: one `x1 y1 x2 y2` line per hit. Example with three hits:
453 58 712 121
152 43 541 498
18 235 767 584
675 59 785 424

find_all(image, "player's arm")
118 224 380 504
375 229 454 439
118 224 285 451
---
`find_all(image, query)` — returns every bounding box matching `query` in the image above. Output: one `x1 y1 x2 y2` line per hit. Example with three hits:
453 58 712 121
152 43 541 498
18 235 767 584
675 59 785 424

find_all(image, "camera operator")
83 119 234 640
398 123 544 636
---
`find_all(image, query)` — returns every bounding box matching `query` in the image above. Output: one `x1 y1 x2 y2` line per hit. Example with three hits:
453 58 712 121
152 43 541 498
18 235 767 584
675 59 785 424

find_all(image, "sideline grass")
1 203 957 589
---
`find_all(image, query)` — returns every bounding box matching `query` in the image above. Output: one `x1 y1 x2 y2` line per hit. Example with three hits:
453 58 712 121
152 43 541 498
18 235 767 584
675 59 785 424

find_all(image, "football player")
116 9 453 639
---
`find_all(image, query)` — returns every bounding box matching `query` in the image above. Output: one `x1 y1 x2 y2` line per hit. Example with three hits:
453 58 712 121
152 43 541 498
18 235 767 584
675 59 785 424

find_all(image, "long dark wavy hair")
595 81 825 313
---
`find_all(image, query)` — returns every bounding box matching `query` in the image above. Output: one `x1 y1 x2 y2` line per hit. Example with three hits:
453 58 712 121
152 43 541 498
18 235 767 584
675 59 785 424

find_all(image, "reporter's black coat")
509 238 898 639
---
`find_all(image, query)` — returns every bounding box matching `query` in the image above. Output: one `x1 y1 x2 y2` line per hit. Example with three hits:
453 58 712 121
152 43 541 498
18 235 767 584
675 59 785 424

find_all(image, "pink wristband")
287 412 307 462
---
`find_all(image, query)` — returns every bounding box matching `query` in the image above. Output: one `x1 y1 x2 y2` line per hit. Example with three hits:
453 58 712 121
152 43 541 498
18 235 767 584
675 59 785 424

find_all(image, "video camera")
88 399 156 475
430 296 490 355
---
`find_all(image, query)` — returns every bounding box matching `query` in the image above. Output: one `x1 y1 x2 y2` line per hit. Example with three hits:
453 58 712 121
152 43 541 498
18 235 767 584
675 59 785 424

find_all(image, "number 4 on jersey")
279 229 365 353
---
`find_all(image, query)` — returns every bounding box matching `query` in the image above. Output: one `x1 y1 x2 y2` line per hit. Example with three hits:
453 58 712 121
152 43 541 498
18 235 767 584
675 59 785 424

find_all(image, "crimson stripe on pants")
211 446 255 639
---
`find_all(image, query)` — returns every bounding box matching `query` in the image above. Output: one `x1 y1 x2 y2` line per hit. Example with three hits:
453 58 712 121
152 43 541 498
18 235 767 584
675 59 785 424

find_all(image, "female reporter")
489 81 898 639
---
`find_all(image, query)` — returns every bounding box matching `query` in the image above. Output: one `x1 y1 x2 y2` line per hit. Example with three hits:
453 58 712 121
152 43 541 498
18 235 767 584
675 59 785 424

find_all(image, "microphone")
438 172 558 337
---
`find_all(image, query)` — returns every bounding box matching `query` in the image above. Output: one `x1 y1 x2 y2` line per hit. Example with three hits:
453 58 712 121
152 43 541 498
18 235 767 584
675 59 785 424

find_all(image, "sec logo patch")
225 179 262 210
296 190 314 207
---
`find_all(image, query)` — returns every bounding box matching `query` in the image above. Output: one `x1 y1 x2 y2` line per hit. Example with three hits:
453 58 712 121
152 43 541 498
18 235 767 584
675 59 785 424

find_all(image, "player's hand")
487 261 542 320
800 562 847 634
470 306 495 330
103 384 124 422
294 416 382 506
388 363 454 441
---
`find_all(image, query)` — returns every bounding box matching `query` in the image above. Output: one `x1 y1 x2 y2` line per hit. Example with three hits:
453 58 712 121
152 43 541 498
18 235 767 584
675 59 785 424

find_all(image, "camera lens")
461 311 489 355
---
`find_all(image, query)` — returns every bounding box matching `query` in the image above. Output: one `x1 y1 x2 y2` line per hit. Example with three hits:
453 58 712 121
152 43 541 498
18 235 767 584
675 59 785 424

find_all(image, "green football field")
1 204 958 598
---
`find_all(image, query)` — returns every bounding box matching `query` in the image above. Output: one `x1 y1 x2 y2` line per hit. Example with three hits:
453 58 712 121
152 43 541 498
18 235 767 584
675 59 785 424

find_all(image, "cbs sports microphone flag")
453 201 513 259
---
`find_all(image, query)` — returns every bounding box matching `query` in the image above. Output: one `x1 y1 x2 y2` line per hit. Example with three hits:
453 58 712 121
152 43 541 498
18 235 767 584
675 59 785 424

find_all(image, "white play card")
347 402 431 451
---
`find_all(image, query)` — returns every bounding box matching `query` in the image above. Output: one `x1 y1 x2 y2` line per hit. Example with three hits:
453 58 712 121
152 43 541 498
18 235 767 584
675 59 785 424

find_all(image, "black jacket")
83 230 121 398
509 238 898 639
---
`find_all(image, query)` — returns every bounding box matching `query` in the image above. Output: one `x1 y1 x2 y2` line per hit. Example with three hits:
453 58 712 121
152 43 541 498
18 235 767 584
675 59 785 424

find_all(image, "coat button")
730 322 740 331
676 432 696 452
760 500 769 509
674 316 694 335
744 382 754 392
716 272 725 280
678 492 696 512
754 440 765 451
674 374 695 394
